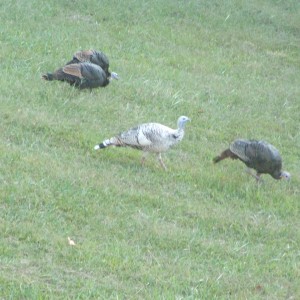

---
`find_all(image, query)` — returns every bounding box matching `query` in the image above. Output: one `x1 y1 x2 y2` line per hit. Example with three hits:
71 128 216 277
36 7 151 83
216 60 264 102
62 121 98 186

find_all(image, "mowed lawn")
1 0 299 298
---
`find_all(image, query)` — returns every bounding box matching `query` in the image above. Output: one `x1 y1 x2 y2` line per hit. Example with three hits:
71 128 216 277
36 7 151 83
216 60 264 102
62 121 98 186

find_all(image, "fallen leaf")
68 237 76 246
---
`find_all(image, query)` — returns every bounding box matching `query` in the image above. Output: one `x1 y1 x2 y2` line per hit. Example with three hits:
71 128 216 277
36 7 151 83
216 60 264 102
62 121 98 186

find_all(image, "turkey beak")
281 174 291 181
111 72 119 80
285 175 291 182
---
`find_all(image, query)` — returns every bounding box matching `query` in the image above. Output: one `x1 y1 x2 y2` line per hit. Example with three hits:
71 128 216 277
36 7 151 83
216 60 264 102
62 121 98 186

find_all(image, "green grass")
1 0 300 298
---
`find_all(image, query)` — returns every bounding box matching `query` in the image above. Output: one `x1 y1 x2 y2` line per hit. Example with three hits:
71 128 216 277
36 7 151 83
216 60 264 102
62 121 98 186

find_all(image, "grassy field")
1 0 299 298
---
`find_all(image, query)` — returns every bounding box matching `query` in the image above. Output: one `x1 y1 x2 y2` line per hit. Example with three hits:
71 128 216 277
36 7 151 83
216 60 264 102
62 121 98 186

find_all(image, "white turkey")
94 116 191 170
66 49 118 79
213 139 291 181
42 62 118 89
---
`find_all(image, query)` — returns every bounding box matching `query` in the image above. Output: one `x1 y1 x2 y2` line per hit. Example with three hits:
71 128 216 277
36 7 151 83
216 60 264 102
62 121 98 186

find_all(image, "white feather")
94 116 190 169
137 130 153 146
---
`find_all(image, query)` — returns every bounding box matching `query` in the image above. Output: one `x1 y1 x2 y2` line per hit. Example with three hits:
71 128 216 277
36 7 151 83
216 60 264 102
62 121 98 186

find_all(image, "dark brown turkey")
42 62 118 89
213 139 291 181
66 49 115 78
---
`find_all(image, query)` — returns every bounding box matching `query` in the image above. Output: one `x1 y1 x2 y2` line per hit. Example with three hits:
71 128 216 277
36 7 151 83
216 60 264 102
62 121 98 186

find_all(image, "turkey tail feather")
42 73 54 81
94 143 107 150
213 155 223 163
213 149 237 163
94 137 119 150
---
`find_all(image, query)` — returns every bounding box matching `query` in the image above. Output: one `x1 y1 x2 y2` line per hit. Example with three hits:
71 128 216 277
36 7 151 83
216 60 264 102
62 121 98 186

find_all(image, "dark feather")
214 139 288 180
66 50 111 77
42 62 109 89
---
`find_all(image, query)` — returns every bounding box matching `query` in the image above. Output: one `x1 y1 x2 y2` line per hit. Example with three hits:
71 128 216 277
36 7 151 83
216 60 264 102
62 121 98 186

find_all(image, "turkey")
94 116 191 170
66 49 118 79
42 62 118 89
213 139 291 181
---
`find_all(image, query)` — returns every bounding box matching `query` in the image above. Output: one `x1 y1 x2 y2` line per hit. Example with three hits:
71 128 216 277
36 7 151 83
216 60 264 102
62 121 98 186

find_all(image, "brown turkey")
66 49 115 78
42 62 118 89
213 139 291 181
